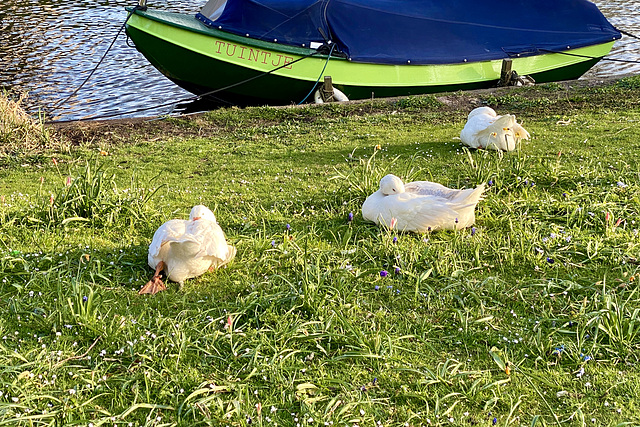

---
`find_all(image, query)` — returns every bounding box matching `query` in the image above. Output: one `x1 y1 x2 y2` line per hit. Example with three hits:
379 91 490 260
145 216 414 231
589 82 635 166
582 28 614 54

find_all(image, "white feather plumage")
362 174 485 233
140 205 236 294
460 106 530 151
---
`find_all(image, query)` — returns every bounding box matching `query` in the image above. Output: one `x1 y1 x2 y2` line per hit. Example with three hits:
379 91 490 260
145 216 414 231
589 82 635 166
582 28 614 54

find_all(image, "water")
1 0 638 121
0 0 199 121
590 0 640 77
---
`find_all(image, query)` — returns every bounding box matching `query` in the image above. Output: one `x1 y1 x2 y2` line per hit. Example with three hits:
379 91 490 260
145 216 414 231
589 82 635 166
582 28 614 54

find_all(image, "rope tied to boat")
535 23 640 65
48 6 146 115
618 28 640 41
46 5 337 123
539 49 640 65
48 47 328 123
47 9 640 122
298 43 336 105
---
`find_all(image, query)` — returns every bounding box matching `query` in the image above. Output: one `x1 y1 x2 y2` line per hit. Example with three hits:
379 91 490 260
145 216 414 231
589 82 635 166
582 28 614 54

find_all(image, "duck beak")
192 216 201 221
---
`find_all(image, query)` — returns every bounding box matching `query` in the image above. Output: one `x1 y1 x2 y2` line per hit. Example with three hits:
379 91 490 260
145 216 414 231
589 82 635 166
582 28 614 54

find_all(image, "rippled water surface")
1 0 638 121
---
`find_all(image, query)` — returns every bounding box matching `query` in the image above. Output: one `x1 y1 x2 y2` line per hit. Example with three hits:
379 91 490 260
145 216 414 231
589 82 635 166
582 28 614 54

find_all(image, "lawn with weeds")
1 78 640 426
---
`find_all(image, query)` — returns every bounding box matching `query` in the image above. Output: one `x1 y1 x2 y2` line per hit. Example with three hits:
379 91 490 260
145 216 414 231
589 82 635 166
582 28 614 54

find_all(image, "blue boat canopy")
197 0 621 65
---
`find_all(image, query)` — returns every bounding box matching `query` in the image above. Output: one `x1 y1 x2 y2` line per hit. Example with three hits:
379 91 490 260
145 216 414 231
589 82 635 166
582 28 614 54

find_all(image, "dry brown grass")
0 91 64 156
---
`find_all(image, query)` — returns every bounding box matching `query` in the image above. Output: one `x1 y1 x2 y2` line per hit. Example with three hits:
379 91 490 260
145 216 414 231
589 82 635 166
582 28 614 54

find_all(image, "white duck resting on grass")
139 205 236 295
362 174 485 233
460 106 530 151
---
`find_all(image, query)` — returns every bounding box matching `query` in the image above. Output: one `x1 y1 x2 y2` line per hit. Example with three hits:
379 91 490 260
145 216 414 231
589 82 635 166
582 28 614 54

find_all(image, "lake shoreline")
49 72 640 147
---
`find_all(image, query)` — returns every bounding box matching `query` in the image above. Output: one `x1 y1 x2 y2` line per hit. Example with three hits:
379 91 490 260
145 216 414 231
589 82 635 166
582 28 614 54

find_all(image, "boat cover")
197 0 621 65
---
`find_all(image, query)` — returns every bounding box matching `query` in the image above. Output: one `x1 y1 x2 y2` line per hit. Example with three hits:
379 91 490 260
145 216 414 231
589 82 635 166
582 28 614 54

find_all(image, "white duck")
362 174 485 233
139 205 236 295
460 106 530 151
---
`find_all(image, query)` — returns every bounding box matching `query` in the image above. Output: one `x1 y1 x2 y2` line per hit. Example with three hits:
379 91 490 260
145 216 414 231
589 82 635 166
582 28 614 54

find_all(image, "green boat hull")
125 8 614 105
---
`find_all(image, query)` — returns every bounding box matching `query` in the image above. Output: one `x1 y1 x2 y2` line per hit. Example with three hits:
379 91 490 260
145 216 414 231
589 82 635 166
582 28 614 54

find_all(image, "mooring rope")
48 10 640 123
539 48 640 65
49 6 143 114
618 28 640 41
298 43 336 105
48 49 324 123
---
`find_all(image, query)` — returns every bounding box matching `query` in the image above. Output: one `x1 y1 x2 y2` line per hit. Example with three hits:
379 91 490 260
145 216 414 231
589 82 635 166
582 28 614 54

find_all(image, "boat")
125 0 621 106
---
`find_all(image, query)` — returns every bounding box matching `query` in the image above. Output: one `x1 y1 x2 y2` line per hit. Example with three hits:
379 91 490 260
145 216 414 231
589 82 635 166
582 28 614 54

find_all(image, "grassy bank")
1 77 640 426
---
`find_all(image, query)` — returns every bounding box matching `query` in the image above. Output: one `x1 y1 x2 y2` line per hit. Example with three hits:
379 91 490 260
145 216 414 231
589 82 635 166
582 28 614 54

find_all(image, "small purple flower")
546 257 555 264
379 270 388 277
455 218 459 224
82 296 88 303
392 236 398 244
372 377 377 384
562 192 567 197
524 179 529 186
488 179 493 187
617 181 627 188
530 181 535 187
427 227 432 232
271 240 276 247
394 267 401 274
347 212 354 222
374 285 380 290
492 417 497 425
552 345 564 356
471 227 477 236
286 224 290 230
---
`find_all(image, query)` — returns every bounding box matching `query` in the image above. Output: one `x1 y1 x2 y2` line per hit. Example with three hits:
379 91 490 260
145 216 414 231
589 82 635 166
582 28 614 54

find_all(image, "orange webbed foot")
138 275 167 295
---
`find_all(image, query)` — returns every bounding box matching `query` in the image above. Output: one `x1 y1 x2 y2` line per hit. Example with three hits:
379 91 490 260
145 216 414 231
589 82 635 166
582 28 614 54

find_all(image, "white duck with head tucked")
362 174 485 233
139 205 236 294
460 106 530 151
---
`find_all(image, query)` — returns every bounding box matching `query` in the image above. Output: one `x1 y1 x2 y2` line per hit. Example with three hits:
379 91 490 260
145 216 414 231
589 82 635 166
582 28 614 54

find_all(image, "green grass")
1 79 640 426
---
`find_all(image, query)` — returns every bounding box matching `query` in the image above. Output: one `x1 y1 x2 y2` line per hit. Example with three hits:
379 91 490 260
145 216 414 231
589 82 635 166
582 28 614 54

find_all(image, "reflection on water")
0 0 199 121
0 0 638 121
588 0 640 78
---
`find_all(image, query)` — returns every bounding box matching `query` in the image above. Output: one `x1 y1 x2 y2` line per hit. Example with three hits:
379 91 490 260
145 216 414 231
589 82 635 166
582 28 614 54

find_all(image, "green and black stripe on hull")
125 8 613 106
